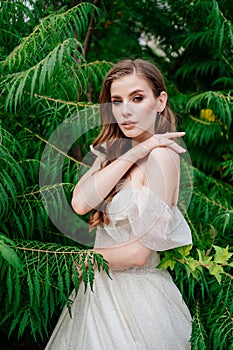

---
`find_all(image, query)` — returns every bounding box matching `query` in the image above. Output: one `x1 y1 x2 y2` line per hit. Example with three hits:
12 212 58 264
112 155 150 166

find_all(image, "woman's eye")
112 100 122 105
133 96 143 102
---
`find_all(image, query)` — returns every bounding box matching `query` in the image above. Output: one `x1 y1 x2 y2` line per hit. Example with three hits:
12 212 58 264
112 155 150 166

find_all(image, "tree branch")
84 0 101 57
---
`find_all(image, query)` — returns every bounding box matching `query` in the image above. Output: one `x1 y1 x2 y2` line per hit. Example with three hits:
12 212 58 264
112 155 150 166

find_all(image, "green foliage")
158 245 232 284
172 6 233 347
0 122 110 341
0 2 111 344
0 0 232 348
0 241 109 340
1 2 96 71
0 2 107 114
159 245 233 348
0 234 23 270
0 0 42 60
190 300 207 350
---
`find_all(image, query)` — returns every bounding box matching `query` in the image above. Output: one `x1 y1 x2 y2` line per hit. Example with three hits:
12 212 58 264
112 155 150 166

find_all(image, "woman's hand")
146 132 186 153
126 132 186 162
72 132 186 215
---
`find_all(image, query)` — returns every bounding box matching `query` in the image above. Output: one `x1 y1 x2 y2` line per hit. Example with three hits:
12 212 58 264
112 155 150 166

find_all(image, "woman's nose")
121 102 132 117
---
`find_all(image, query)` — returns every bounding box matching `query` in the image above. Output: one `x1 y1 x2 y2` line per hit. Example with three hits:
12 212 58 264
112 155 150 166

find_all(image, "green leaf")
208 262 224 283
185 257 203 279
197 249 213 265
27 273 34 305
0 242 22 269
213 245 233 265
157 256 176 270
176 244 193 257
18 311 29 338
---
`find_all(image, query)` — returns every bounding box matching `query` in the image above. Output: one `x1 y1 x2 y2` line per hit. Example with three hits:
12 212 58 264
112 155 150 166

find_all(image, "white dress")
45 182 193 349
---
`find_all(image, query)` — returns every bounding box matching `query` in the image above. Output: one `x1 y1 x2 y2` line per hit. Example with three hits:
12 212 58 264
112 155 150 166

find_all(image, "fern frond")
213 77 233 88
0 146 26 220
1 2 98 71
221 159 233 182
0 238 109 340
0 234 23 269
185 165 233 249
80 60 113 92
183 29 216 49
183 0 233 54
2 38 85 111
176 59 222 80
190 299 207 349
186 91 232 127
193 167 233 204
181 114 231 175
207 276 233 349
207 0 233 50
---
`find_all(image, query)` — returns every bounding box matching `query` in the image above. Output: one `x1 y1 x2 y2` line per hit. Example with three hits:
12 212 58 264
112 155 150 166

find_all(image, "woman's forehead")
110 74 153 96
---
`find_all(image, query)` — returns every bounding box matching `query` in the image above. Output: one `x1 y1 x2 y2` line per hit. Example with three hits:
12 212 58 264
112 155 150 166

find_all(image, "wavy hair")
89 58 177 229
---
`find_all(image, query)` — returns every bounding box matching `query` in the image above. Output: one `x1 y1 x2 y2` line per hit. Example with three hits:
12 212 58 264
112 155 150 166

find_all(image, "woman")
46 59 192 349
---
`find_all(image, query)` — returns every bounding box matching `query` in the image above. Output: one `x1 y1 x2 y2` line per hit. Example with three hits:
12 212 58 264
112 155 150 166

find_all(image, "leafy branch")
0 238 109 340
1 2 98 71
158 245 233 283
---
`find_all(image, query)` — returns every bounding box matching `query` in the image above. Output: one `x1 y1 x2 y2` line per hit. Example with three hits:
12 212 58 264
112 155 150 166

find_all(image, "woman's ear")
157 91 167 113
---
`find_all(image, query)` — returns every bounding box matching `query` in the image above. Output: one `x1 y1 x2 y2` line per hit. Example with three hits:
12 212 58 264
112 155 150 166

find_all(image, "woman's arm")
72 132 185 215
71 152 137 215
94 239 152 271
92 147 181 271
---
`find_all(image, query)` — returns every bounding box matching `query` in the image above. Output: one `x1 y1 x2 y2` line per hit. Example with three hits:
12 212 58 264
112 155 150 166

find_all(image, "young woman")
46 59 192 349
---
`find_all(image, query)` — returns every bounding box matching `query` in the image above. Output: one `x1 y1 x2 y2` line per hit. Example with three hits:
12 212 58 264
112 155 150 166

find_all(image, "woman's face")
110 74 167 143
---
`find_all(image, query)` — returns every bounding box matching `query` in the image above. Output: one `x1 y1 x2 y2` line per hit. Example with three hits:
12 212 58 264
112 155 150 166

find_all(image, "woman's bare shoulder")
144 147 180 205
147 146 180 170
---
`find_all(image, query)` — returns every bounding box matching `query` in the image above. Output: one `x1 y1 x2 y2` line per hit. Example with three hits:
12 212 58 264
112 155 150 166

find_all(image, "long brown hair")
89 58 177 229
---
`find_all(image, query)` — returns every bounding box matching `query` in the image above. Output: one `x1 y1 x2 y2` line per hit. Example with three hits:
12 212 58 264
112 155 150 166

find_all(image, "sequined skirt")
45 268 192 350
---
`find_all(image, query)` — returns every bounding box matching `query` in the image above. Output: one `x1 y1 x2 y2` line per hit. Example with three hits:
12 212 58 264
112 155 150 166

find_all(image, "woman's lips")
121 121 137 129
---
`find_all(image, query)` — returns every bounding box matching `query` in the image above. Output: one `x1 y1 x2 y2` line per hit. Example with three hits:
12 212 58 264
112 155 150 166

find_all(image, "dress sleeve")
127 187 192 251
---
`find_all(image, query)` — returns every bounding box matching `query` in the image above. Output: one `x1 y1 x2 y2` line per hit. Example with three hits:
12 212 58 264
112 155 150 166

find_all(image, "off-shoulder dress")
45 146 192 350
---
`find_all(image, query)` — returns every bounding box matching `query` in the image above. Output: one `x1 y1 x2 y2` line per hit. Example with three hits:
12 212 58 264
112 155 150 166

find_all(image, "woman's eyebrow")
111 89 145 99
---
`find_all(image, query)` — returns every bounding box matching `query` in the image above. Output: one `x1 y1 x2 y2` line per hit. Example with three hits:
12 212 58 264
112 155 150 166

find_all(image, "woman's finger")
158 132 186 139
166 142 186 153
156 137 187 153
